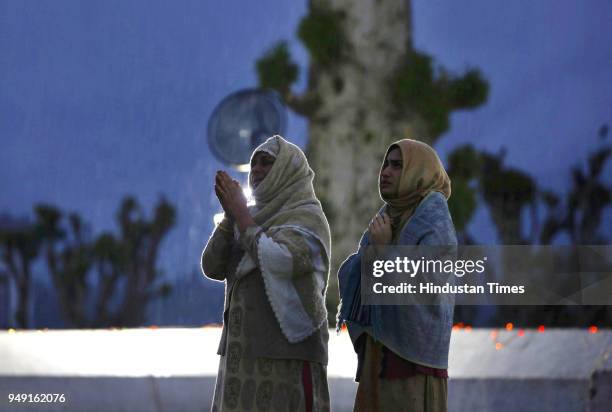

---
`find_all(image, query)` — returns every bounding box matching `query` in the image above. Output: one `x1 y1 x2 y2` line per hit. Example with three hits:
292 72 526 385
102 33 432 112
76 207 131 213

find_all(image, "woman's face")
249 151 275 189
380 147 403 197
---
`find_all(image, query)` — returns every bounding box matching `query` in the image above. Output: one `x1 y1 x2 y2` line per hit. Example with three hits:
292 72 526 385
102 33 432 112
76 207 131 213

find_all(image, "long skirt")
353 335 447 412
211 288 330 412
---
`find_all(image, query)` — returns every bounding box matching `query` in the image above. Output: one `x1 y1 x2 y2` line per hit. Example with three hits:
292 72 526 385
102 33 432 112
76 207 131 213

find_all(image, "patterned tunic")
206 222 330 412
211 278 330 412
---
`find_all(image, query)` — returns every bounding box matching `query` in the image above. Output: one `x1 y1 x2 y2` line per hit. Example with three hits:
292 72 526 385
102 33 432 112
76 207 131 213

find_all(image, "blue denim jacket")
337 190 457 370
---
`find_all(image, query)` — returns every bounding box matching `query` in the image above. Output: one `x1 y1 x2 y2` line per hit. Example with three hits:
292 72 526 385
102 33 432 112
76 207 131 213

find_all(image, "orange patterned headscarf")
379 139 451 240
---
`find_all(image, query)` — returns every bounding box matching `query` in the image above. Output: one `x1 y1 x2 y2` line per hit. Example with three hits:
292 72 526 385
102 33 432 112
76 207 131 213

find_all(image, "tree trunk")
303 0 434 318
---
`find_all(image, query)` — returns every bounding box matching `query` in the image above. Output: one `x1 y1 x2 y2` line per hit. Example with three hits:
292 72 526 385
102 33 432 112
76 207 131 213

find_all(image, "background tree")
110 196 175 326
445 145 483 245
532 125 611 326
36 205 93 327
0 196 177 329
448 125 612 327
540 125 611 245
0 269 8 328
255 0 489 321
0 215 41 328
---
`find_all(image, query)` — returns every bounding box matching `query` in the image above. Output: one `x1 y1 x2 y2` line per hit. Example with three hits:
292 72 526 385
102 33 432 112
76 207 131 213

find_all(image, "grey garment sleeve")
201 217 235 281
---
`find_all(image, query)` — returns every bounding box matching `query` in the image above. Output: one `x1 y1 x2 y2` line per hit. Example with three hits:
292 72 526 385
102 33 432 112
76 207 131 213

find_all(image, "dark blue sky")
2 1 611 280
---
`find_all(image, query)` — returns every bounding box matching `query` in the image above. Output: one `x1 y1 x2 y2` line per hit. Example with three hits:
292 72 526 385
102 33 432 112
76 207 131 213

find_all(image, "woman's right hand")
369 213 392 246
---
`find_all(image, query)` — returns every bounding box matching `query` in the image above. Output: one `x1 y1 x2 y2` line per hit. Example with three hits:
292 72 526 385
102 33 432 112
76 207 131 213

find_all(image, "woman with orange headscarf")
337 139 457 412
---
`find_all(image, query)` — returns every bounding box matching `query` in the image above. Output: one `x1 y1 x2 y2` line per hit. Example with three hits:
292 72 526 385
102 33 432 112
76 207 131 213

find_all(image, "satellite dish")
207 88 287 170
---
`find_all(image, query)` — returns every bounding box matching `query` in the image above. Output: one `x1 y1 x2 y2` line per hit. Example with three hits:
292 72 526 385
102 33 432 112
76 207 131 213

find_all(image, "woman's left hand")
369 213 392 246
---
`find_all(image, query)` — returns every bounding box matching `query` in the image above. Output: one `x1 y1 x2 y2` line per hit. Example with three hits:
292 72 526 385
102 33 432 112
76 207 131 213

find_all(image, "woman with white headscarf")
202 135 331 412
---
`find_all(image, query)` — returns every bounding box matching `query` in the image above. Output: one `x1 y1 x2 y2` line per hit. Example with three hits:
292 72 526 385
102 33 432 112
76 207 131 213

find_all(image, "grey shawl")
337 190 457 370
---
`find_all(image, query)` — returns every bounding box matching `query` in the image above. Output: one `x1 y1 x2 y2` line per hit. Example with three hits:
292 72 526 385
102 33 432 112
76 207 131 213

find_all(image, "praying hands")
214 171 254 232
